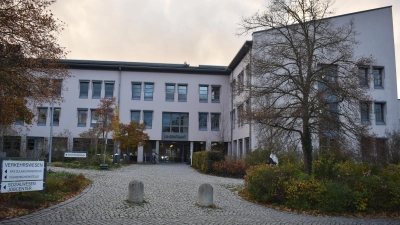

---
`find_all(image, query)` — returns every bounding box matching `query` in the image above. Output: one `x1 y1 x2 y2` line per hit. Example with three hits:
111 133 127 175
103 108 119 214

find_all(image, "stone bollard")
198 183 213 206
128 180 144 203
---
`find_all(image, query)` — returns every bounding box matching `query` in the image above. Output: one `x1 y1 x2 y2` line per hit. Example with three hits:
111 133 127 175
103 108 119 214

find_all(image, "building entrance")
159 141 190 163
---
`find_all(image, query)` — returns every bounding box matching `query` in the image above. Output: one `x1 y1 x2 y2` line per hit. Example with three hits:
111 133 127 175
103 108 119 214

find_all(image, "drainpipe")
230 70 234 156
118 67 122 110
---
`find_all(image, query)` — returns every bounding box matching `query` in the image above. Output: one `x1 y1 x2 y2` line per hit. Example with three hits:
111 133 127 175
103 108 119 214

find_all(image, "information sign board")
1 160 45 181
64 152 87 158
1 181 44 193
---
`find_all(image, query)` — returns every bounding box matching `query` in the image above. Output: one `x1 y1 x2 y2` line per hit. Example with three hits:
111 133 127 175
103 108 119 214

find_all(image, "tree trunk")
301 125 313 175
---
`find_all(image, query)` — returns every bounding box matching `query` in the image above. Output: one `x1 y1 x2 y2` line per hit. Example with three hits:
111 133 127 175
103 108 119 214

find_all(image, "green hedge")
244 163 400 213
192 151 224 173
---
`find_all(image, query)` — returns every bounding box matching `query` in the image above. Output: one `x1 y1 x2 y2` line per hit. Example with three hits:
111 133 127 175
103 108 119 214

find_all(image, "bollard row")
127 180 214 206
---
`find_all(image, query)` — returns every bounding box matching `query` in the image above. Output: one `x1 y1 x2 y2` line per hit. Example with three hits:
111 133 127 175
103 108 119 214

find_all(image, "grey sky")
51 0 400 95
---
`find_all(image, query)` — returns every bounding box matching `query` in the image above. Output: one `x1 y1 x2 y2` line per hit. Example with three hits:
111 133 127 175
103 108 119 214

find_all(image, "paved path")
1 164 399 225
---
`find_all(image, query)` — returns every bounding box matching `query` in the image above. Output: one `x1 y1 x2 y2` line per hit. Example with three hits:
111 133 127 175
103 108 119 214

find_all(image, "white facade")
3 6 399 162
230 6 399 157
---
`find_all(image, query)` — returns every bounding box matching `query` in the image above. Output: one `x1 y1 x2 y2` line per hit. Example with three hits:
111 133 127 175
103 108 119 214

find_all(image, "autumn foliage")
0 0 69 126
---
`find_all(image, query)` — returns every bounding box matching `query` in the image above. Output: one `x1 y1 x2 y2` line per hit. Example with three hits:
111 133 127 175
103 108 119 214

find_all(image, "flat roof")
60 59 230 75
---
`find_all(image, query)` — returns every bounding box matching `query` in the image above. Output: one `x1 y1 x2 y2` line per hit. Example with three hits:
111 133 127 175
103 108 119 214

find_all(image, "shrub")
245 164 303 204
212 157 248 178
243 148 270 166
318 181 355 213
285 177 322 210
192 151 224 173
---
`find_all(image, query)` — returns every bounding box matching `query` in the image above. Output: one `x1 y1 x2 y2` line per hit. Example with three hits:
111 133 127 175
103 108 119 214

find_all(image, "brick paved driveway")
1 164 398 225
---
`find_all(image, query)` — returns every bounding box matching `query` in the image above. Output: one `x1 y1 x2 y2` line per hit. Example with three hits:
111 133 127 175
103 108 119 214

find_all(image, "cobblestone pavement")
1 164 399 225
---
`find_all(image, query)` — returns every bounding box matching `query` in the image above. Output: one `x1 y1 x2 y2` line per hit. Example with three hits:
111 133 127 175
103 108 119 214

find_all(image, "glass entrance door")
159 142 189 163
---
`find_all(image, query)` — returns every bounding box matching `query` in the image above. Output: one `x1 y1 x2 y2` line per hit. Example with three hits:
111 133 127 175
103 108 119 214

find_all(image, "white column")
137 146 144 163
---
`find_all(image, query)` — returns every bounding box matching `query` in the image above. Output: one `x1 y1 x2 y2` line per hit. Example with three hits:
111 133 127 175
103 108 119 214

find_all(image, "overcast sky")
51 0 400 96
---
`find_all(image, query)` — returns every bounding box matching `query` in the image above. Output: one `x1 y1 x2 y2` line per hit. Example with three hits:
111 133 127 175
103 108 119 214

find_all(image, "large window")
3 136 21 157
162 113 189 133
78 109 88 127
131 110 140 123
231 109 236 129
178 84 187 102
105 82 114 98
373 67 384 88
38 108 47 126
79 80 89 98
132 83 141 100
90 109 98 127
52 108 61 126
54 79 62 97
144 83 154 100
211 86 220 103
166 84 175 101
375 102 385 124
143 111 153 129
199 113 208 130
211 113 220 131
360 102 370 124
245 64 251 86
92 81 102 98
199 85 208 102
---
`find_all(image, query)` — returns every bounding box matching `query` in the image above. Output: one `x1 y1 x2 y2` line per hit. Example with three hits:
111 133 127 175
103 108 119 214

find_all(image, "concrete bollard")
128 180 144 203
198 183 213 206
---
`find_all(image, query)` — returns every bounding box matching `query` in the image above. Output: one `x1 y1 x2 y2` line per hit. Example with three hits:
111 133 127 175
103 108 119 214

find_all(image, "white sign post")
63 151 88 165
0 159 46 194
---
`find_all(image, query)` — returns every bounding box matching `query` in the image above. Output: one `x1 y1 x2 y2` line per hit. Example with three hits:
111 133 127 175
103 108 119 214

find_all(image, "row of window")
359 67 384 89
232 64 251 95
133 82 221 103
198 113 221 131
360 102 386 125
79 80 115 99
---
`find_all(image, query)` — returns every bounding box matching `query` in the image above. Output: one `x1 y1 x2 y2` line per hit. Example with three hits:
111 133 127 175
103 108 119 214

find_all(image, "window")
105 82 114 98
38 108 47 126
359 68 368 88
27 137 44 151
375 102 385 124
90 109 98 127
199 85 208 102
245 137 250 154
318 64 338 91
245 100 250 124
245 64 251 86
360 102 370 124
199 113 208 130
78 109 88 127
211 113 220 131
92 81 102 98
52 108 61 126
373 67 384 88
15 119 24 125
211 86 220 103
166 84 175 101
238 105 244 127
54 79 62 97
178 84 187 102
131 110 140 123
79 80 89 98
143 111 153 129
144 83 154 101
162 112 189 133
132 83 141 100
52 137 68 152
2 136 21 157
239 139 243 159
238 71 244 94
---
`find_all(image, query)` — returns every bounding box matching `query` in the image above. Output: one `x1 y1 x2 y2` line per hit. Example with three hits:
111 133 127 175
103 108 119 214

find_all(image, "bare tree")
239 0 373 174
